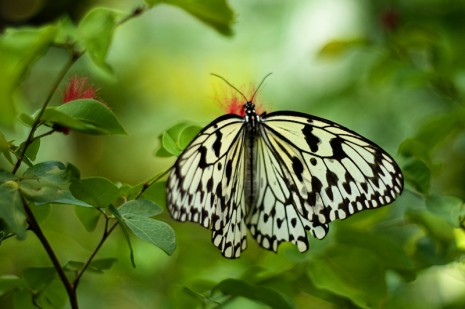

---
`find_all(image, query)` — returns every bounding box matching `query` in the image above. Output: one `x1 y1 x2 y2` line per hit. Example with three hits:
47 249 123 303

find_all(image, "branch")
21 195 78 309
73 219 119 288
11 55 78 175
134 167 171 199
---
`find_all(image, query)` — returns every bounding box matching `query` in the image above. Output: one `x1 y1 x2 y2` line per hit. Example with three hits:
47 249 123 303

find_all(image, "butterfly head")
211 73 271 118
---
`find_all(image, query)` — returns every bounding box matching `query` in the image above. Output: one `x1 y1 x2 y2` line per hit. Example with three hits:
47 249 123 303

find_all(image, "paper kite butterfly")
166 74 403 258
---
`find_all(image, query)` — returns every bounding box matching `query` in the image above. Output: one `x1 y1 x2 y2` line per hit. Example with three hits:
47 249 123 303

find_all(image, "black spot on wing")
198 146 208 168
302 125 320 152
292 157 304 182
225 159 232 184
213 130 222 157
330 137 346 159
326 170 339 186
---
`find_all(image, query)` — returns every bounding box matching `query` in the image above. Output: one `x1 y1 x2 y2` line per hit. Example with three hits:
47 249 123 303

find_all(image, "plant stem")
12 55 77 175
21 195 78 309
135 167 170 199
73 219 119 287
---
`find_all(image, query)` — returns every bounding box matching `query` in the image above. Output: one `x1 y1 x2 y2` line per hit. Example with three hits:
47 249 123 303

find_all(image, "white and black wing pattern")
166 115 249 258
258 111 403 229
167 105 403 258
246 131 329 253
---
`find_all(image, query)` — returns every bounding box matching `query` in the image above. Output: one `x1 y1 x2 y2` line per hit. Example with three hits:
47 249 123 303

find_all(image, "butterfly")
166 74 403 258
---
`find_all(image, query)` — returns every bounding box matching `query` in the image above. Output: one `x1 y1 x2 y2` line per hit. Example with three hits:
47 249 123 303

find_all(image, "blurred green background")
2 0 465 308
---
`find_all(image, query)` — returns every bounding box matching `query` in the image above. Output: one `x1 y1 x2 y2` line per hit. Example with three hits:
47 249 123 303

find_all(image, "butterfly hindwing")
259 111 403 226
246 132 329 253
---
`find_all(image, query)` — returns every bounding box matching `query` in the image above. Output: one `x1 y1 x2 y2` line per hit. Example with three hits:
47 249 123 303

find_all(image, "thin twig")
12 57 76 175
134 167 171 199
21 195 78 309
73 219 119 287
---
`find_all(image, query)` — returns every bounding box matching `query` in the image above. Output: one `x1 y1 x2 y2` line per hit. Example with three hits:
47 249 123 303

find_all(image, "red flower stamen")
55 76 100 134
63 76 98 103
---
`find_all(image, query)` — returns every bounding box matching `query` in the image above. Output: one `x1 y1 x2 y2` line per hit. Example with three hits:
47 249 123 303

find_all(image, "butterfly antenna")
250 72 272 102
211 73 248 102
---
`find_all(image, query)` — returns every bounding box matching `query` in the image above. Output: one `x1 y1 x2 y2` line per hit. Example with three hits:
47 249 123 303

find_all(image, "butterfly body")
167 101 403 258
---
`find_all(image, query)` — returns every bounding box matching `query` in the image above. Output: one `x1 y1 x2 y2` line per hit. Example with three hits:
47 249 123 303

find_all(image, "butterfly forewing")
260 111 403 224
167 114 249 258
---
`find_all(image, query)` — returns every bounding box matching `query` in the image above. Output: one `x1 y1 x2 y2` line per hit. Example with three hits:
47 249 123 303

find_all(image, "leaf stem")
73 219 119 287
21 195 78 309
134 167 171 199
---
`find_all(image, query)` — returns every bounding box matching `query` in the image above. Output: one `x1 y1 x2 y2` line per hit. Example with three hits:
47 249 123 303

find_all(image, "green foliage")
0 174 26 238
70 177 119 208
116 200 176 256
0 26 57 127
20 161 84 206
77 8 121 74
213 278 294 309
148 0 234 36
1 0 465 308
156 122 202 157
42 99 126 135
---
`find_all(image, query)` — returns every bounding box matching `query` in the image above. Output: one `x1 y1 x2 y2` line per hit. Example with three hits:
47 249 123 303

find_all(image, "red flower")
63 76 98 103
55 76 99 134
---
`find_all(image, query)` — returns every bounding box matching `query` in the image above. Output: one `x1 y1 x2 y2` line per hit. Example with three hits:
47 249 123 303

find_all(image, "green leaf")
406 210 457 265
0 132 13 164
22 267 56 291
34 277 67 309
318 38 370 58
0 25 57 127
20 161 89 207
162 130 181 156
307 246 387 309
213 279 294 309
109 205 136 267
402 159 431 194
335 227 415 279
74 206 101 231
70 177 119 208
54 16 78 45
150 0 234 36
19 113 35 127
124 216 176 255
406 210 455 245
0 275 25 296
43 99 126 135
398 138 431 166
425 194 465 228
178 125 201 149
13 290 36 309
156 122 201 157
0 172 27 238
89 258 118 272
118 199 163 217
117 201 176 255
24 138 40 162
140 180 167 209
77 8 120 74
65 258 117 274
